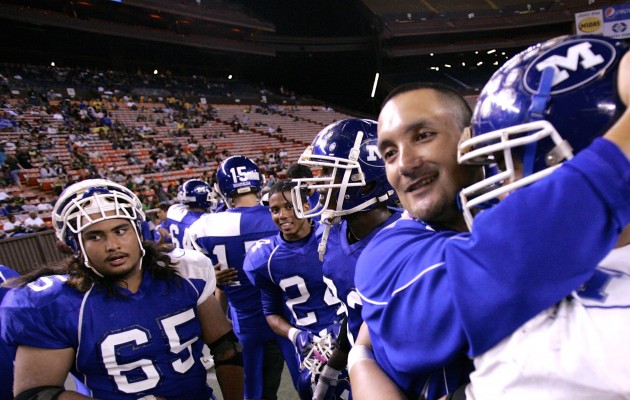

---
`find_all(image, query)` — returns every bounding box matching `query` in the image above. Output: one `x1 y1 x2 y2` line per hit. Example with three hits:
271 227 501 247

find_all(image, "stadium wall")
0 231 68 274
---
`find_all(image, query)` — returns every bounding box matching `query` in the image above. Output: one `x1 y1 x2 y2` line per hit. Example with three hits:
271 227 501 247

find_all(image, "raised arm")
605 52 630 159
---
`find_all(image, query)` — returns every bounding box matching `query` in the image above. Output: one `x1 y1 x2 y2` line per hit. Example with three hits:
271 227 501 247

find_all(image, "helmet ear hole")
360 181 377 196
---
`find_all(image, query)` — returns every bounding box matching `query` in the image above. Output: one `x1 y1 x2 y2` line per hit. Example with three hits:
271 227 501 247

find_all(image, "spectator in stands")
153 183 171 205
52 174 69 196
24 211 48 232
27 146 41 163
0 189 10 203
143 194 160 211
3 214 25 237
167 183 179 198
39 163 56 178
143 161 157 174
15 146 32 170
3 199 23 215
53 162 67 177
5 153 24 187
0 143 6 167
36 197 53 213
132 174 145 186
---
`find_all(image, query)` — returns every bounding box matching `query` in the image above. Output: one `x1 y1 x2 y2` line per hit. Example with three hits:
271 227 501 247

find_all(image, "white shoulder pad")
170 248 216 299
166 204 188 222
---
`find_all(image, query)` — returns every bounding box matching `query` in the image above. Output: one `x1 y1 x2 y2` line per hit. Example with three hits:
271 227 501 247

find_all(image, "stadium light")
370 73 379 98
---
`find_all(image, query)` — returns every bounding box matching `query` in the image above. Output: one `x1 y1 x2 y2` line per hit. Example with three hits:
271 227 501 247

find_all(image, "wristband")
288 327 301 344
347 344 375 374
320 365 341 383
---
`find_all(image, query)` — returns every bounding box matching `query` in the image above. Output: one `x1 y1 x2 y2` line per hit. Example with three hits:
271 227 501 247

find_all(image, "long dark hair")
4 241 180 295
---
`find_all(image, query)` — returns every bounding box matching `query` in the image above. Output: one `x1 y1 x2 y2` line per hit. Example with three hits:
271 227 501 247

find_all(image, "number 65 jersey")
1 249 217 400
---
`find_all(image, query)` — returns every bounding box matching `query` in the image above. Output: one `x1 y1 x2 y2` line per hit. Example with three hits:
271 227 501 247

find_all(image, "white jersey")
467 244 630 399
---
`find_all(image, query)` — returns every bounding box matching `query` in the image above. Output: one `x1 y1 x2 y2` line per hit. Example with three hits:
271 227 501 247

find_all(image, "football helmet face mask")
214 155 263 208
291 119 394 223
177 179 213 211
458 34 628 228
300 326 339 373
52 179 146 276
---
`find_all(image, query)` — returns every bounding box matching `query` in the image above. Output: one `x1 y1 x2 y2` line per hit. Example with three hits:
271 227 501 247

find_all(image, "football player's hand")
157 226 170 238
214 263 239 286
289 328 315 356
312 365 340 400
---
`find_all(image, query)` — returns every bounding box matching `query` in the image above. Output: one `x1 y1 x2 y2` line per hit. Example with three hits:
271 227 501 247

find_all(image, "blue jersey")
1 249 217 400
321 211 401 342
188 204 279 333
166 204 206 249
244 224 341 336
355 139 630 399
0 265 20 400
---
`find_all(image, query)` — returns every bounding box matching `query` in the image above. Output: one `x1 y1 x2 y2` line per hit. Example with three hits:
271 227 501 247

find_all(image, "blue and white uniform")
468 243 630 399
166 203 205 249
356 139 630 399
189 204 300 398
322 211 402 343
1 249 218 400
0 265 20 400
244 223 341 349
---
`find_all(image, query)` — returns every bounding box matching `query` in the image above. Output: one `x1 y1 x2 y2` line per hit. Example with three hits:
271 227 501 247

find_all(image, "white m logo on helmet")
365 144 382 162
535 42 605 87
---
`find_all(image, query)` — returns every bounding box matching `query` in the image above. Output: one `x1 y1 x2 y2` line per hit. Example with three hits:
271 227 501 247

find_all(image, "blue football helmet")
458 34 628 228
291 119 395 222
291 119 395 259
52 179 146 275
177 179 214 210
214 155 264 208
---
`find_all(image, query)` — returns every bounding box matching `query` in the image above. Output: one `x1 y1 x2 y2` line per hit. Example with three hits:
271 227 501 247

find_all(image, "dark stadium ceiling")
0 0 626 115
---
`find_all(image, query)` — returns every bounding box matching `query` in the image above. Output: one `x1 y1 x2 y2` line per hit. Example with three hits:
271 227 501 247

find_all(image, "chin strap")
524 65 555 178
317 211 341 261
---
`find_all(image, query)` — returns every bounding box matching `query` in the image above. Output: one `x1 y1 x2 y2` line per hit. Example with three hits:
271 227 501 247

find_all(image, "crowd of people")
0 33 629 400
0 64 302 241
